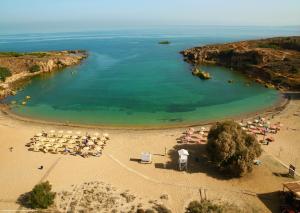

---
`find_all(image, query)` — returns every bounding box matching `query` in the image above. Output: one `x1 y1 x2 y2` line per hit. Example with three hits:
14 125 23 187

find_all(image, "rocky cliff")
181 36 300 91
0 50 87 99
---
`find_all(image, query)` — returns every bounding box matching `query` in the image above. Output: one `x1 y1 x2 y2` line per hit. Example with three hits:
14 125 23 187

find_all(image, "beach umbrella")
178 149 189 156
94 132 100 136
261 117 265 121
95 146 102 151
254 119 259 123
91 137 97 141
59 139 67 143
82 136 87 140
67 130 72 134
58 130 64 134
247 121 252 125
83 147 90 151
36 133 43 137
76 131 81 135
238 122 243 126
103 133 109 138
100 136 107 141
242 127 247 131
250 125 256 129
87 141 94 146
50 130 55 133
185 136 192 142
54 144 61 149
69 139 76 144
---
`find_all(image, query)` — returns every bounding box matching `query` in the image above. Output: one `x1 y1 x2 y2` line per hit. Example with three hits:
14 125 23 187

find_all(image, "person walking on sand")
9 147 13 152
38 165 44 170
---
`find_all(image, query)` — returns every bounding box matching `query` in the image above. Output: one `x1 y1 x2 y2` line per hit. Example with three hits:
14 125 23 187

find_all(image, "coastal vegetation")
207 121 262 177
181 36 300 90
0 51 49 57
29 64 41 73
159 41 171 44
19 181 56 209
185 200 241 213
0 66 12 82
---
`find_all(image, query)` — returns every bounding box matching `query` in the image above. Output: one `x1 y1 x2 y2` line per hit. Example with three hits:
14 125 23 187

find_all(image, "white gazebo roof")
178 149 189 156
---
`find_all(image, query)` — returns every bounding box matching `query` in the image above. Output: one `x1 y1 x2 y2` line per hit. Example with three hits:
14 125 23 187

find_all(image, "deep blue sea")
1 26 299 126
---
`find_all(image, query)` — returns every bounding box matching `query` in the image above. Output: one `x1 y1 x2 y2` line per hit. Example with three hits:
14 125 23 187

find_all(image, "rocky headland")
0 50 87 99
181 36 300 91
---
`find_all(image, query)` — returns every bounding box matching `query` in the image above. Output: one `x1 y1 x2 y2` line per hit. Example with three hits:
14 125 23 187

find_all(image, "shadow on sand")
257 191 281 213
154 143 234 180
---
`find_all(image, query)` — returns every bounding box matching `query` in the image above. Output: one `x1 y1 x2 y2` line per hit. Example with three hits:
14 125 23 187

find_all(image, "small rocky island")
159 41 171 45
192 67 211 80
0 50 87 99
181 36 300 90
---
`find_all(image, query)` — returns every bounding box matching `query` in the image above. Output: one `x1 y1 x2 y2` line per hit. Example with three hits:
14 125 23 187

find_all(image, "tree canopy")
24 181 56 209
207 121 262 177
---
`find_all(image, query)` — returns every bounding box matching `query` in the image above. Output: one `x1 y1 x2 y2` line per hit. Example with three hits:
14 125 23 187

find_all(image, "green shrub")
0 67 12 82
258 43 280 49
185 200 241 213
24 181 56 209
153 204 171 213
186 200 223 213
207 121 262 177
29 65 41 73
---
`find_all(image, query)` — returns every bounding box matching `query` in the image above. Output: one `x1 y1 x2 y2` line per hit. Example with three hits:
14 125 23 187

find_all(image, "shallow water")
1 26 297 126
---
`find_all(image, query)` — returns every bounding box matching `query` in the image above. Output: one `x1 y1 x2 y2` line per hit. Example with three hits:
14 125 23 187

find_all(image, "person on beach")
38 165 43 170
9 147 13 152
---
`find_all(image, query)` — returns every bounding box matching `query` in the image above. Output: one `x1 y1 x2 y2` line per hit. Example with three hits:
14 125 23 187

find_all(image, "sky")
0 0 300 33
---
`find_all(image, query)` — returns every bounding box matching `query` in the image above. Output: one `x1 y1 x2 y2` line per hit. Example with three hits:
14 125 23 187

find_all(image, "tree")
207 121 262 177
24 181 56 209
0 67 12 82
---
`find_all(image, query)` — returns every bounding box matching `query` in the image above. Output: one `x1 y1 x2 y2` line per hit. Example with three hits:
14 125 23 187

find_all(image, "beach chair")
141 152 152 164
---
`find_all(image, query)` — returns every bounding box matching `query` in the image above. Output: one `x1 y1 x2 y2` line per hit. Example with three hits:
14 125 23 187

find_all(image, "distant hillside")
181 36 300 91
0 50 87 99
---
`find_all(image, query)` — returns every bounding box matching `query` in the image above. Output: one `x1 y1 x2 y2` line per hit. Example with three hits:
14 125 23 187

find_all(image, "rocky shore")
0 50 87 99
181 36 300 91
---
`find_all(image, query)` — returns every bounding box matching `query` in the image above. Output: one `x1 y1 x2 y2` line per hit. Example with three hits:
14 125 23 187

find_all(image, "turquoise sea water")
1 26 299 127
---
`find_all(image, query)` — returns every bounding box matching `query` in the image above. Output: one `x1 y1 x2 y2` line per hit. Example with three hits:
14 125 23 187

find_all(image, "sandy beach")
0 94 299 212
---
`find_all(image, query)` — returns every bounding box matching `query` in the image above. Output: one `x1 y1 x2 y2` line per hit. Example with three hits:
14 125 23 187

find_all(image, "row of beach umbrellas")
27 130 110 157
